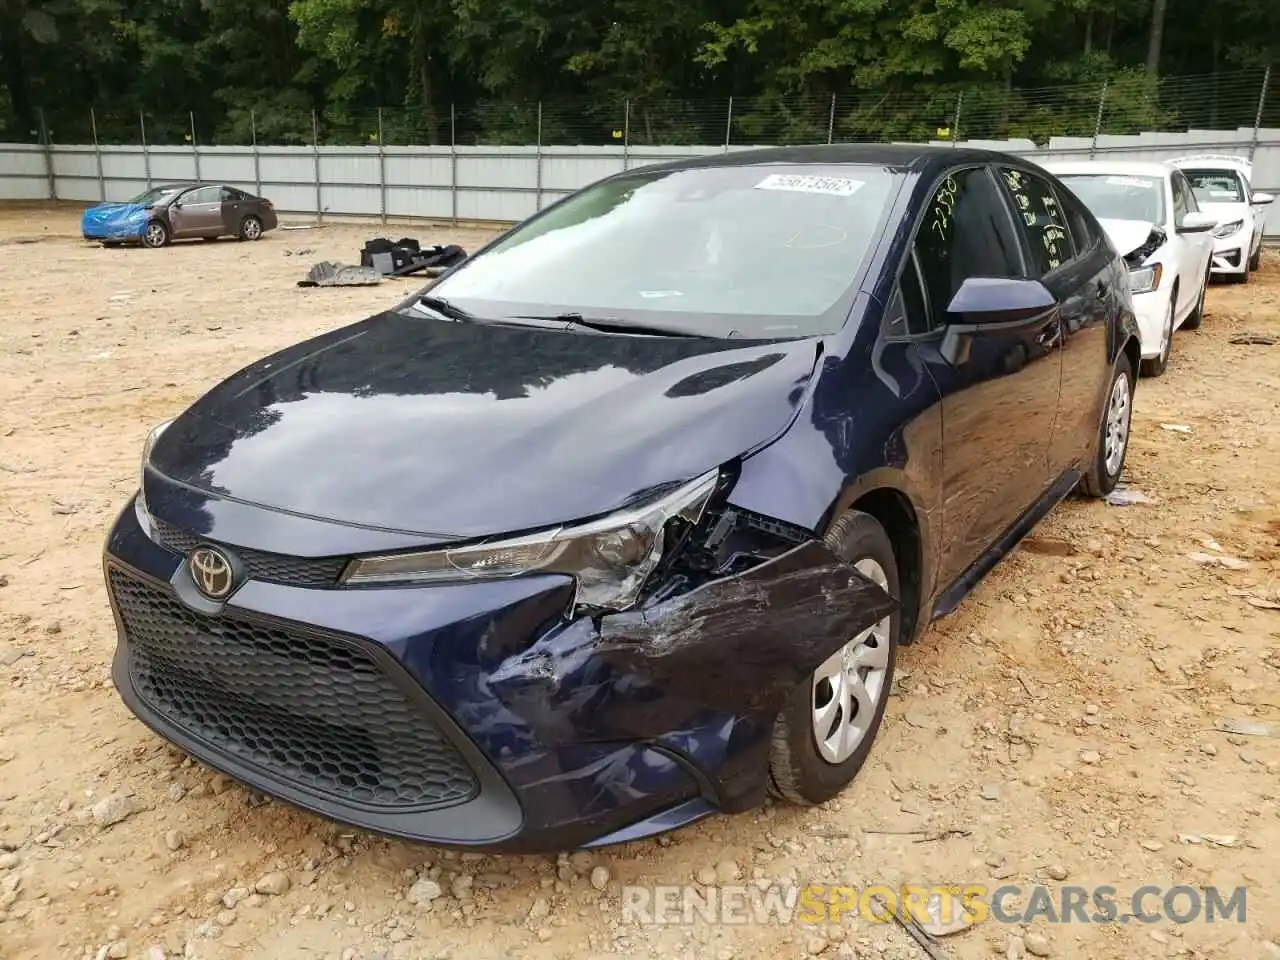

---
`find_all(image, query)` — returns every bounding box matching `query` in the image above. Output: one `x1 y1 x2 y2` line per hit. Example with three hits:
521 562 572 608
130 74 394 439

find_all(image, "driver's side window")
183 186 218 205
897 166 1024 335
1171 175 1190 223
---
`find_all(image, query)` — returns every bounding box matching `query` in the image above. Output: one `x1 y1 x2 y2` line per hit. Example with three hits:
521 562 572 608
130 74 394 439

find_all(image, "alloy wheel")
811 558 891 765
243 217 262 240
144 222 166 247
1103 371 1131 478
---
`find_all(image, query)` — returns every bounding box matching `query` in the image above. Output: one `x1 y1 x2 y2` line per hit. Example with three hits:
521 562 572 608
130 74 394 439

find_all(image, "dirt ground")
1 206 1279 960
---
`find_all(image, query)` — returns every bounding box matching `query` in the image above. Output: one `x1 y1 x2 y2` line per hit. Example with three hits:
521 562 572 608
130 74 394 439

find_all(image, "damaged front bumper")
103 495 894 851
1131 287 1175 359
81 205 149 242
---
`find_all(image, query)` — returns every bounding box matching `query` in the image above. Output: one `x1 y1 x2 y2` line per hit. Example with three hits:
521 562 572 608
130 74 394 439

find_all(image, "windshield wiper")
415 294 475 322
511 312 708 338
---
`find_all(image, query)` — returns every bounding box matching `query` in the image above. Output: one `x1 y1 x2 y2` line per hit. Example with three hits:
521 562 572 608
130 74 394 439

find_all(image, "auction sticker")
755 174 864 196
1105 176 1156 188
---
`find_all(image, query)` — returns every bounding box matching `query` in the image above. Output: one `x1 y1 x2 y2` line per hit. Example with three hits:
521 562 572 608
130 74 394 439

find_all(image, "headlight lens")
1128 263 1163 294
342 468 721 611
1212 219 1243 239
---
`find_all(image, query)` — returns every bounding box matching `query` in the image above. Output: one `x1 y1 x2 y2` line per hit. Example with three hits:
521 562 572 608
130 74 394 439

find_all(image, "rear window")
1056 174 1165 225
1183 170 1244 203
427 163 904 339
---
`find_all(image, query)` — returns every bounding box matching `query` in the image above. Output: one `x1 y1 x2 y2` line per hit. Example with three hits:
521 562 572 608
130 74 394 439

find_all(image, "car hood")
1194 200 1248 222
1097 218 1164 260
148 310 821 540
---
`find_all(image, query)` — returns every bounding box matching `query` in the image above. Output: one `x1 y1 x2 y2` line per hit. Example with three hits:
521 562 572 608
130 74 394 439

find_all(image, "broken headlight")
341 468 720 611
1127 263 1162 294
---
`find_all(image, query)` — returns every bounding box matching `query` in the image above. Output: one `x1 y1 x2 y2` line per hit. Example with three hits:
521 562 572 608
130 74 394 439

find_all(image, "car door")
1169 171 1211 315
220 187 246 235
898 165 1064 592
1243 173 1265 257
998 166 1115 475
169 186 224 238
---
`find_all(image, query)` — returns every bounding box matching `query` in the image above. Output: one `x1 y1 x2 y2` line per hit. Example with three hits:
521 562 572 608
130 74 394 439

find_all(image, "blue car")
82 182 278 247
103 145 1140 852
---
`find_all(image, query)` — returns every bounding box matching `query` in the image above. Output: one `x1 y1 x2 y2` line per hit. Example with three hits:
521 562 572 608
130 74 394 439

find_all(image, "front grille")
110 569 479 809
150 519 348 587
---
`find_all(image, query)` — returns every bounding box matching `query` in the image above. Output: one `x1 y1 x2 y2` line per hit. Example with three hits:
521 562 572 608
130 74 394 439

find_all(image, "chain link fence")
4 67 1272 151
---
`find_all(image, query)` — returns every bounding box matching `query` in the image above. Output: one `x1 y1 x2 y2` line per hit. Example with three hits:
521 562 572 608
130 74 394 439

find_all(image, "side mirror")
1176 211 1217 234
1251 192 1275 206
945 276 1057 325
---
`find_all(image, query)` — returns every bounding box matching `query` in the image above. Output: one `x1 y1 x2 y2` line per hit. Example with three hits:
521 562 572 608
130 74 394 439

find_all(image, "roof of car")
153 181 233 192
623 143 1040 177
1039 159 1175 178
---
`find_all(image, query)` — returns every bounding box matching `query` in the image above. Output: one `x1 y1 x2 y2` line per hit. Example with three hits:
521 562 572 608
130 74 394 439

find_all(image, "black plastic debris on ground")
297 262 382 287
361 237 468 278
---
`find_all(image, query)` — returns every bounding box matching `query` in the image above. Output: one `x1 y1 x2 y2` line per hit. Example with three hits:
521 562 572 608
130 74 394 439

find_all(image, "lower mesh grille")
109 569 479 809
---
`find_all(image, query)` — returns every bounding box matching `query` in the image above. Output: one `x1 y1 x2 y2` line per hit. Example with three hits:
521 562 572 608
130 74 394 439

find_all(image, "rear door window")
997 167 1076 276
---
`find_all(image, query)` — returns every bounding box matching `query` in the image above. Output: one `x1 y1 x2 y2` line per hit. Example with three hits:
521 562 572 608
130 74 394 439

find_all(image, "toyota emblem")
189 546 235 600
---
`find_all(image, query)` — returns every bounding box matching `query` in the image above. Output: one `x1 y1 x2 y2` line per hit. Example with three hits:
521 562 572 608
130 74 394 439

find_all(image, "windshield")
128 186 180 206
425 164 902 338
1056 174 1165 224
1183 169 1244 204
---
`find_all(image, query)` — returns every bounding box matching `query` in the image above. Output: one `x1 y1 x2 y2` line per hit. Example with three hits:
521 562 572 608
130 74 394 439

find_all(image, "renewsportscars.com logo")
620 883 1248 927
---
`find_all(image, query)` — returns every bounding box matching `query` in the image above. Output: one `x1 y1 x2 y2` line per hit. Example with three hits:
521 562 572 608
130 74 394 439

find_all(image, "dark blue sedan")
103 145 1140 852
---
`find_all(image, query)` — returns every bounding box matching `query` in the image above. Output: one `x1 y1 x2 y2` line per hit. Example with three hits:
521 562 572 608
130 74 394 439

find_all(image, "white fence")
1 128 1278 235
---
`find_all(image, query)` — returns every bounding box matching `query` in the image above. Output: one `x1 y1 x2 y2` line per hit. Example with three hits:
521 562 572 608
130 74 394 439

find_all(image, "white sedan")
1043 160 1216 377
1169 154 1274 283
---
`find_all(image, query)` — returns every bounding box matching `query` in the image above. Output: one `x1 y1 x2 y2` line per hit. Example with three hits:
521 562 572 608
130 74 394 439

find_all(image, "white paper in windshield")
754 174 864 196
1105 176 1156 188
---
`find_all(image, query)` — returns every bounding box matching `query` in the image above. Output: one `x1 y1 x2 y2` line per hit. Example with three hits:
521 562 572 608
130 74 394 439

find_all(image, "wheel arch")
822 475 930 646
1122 334 1141 381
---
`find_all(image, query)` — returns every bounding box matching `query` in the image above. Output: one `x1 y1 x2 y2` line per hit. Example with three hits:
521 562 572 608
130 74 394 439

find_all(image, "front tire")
1080 353 1134 498
1248 246 1261 272
142 220 169 249
768 510 899 805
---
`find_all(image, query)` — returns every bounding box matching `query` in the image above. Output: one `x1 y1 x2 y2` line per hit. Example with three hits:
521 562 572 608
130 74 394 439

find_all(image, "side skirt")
930 468 1082 620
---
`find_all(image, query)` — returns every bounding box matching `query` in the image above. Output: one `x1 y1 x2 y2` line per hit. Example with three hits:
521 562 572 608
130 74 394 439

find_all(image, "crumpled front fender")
487 540 897 746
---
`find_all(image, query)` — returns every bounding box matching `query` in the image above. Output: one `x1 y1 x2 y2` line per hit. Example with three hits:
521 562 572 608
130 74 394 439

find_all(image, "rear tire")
239 215 263 241
768 510 899 805
1081 353 1134 498
142 220 169 249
